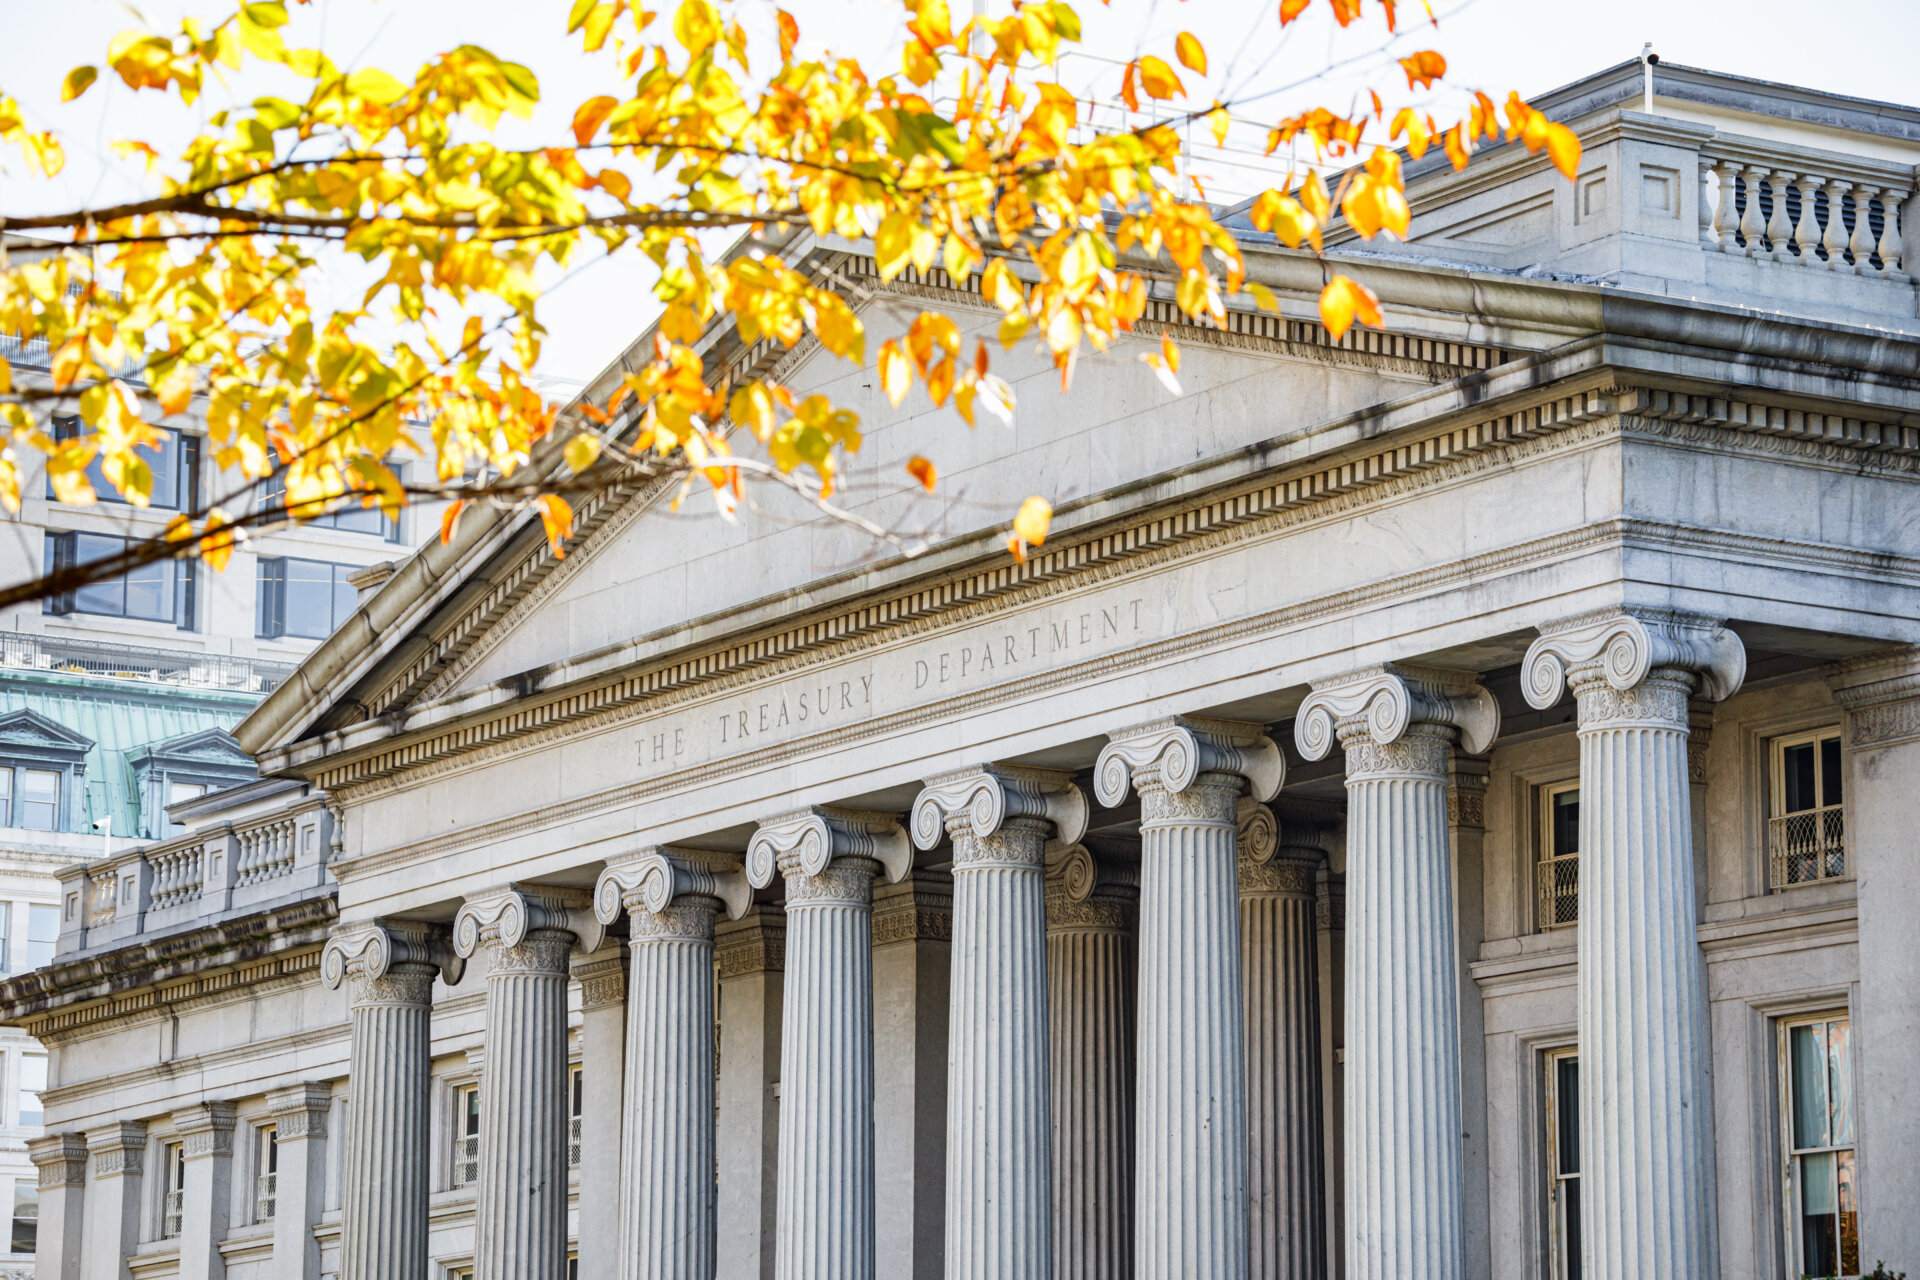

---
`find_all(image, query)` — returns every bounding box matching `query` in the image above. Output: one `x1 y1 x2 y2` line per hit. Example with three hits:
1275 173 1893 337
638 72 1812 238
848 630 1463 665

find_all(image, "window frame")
1768 727 1848 891
452 1083 480 1189
1778 1010 1858 1279
24 905 57 970
258 469 403 542
159 1140 186 1240
42 530 198 629
254 556 360 641
46 416 201 512
16 1053 45 1128
1543 1047 1582 1280
1536 780 1581 932
254 1124 279 1224
7 1176 36 1256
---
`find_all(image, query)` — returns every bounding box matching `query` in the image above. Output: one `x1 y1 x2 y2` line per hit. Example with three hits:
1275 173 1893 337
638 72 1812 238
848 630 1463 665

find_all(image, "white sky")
3 0 1918 392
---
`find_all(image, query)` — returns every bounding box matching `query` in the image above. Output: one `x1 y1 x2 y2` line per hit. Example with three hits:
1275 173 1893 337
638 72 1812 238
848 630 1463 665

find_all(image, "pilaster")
596 849 750 1280
81 1121 145 1280
913 765 1087 1280
1095 715 1283 1280
717 906 785 1280
1314 865 1346 1280
1240 802 1327 1280
29 1133 87 1280
320 919 462 1280
572 945 629 1280
454 887 602 1280
1447 756 1492 1280
1045 843 1137 1280
747 807 912 1280
173 1102 238 1280
1826 646 1920 1269
870 871 951 1280
1296 664 1498 1280
1524 609 1743 1280
265 1084 331 1280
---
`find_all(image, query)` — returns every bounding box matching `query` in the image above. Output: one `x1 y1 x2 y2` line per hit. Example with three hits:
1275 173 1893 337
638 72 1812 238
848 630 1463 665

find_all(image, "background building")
1 58 1917 1280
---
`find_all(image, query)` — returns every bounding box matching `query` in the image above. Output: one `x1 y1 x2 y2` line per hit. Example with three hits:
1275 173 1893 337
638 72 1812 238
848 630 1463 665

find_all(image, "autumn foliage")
0 0 1581 600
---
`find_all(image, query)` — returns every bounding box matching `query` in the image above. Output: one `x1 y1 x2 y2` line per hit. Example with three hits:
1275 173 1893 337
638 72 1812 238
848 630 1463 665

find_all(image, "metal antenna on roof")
1640 43 1660 115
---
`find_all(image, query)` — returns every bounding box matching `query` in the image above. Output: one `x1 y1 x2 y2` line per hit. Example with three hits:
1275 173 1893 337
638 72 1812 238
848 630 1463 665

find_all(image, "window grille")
254 1172 277 1223
452 1134 479 1188
1770 730 1847 890
1536 783 1580 929
161 1188 184 1240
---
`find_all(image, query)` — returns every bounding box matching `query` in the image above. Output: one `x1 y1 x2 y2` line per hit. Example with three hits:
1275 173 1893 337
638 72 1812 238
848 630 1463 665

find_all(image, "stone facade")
2 58 1918 1280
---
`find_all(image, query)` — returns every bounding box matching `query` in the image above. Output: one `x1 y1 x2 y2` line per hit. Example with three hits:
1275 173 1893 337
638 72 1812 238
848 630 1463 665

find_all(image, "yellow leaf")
1319 274 1382 342
981 258 1024 311
877 340 912 408
51 337 85 391
906 455 937 492
572 95 618 146
1058 234 1099 300
199 510 237 573
1013 494 1051 546
1175 32 1207 76
875 212 914 280
1206 107 1230 147
582 3 616 50
1544 122 1582 180
537 494 575 558
1137 55 1183 101
60 66 97 102
565 432 603 474
155 361 194 417
728 382 776 440
345 68 406 106
1247 282 1281 312
0 356 9 394
674 0 721 55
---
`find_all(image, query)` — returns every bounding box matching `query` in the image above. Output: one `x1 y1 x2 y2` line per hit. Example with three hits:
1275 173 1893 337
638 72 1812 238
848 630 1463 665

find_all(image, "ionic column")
717 906 786 1280
321 921 463 1280
596 849 752 1280
747 807 913 1280
173 1102 238 1280
1295 665 1499 1280
452 889 604 1280
1524 610 1744 1280
29 1134 87 1280
265 1084 332 1280
912 766 1088 1280
1045 843 1137 1280
572 945 629 1280
1095 716 1284 1280
1238 802 1326 1280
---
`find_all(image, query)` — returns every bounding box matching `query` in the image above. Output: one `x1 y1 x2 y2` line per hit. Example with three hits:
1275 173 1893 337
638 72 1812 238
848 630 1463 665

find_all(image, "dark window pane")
257 558 285 638
1556 1056 1580 1174
18 771 59 832
71 533 125 616
9 1180 35 1254
1563 1178 1582 1280
1783 743 1818 813
1552 790 1580 857
1838 1148 1859 1275
1793 1024 1830 1149
1828 1020 1853 1146
1821 737 1843 809
1802 1150 1838 1275
283 560 338 638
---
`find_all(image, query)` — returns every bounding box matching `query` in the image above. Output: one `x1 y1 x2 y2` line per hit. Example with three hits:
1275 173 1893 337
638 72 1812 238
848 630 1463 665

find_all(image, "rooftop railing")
0 633 296 694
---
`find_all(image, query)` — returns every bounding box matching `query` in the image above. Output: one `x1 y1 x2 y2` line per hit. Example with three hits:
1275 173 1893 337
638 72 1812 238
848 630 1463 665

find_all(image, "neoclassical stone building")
1 57 1917 1280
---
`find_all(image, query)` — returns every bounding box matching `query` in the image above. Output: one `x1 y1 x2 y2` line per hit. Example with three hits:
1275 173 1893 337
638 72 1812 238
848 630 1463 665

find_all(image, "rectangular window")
569 1064 583 1168
259 471 402 541
43 532 197 629
255 557 358 640
255 1126 278 1222
8 1179 35 1255
1771 730 1846 889
161 1142 186 1239
18 770 59 832
46 417 200 511
1783 1014 1857 1278
1545 1050 1582 1280
17 1055 45 1127
1536 782 1580 929
26 906 57 969
0 903 11 977
453 1085 480 1188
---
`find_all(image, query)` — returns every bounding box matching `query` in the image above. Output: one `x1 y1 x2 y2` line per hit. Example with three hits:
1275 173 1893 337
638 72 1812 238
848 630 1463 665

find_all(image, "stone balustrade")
53 790 336 959
1699 142 1910 277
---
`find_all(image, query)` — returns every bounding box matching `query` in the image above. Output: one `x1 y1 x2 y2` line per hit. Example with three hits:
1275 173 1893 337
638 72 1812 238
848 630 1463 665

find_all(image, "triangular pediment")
0 708 95 754
128 728 254 772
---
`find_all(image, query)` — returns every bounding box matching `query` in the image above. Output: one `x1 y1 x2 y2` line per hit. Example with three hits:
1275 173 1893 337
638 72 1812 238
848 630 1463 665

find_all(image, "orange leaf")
776 8 799 61
1175 32 1207 76
572 95 618 147
1278 0 1310 23
537 494 574 558
1544 122 1582 180
1399 50 1445 91
1319 275 1382 342
1119 60 1140 113
1137 55 1183 101
440 499 468 545
906 455 937 492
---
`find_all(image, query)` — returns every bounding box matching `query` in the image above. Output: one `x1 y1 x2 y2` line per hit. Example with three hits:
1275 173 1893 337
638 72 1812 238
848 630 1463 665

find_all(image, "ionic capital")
745 806 911 888
910 764 1089 850
1094 715 1284 807
1238 800 1326 894
452 885 606 961
28 1134 88 1189
595 847 752 927
321 919 464 996
1295 664 1499 763
1523 608 1745 711
1045 843 1138 930
172 1101 238 1161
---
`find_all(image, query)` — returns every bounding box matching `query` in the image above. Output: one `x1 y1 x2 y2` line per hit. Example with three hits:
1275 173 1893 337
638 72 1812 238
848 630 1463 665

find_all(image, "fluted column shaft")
623 900 722 1280
779 858 882 1280
1342 728 1466 1280
1241 820 1326 1280
1573 670 1718 1280
1135 771 1250 1278
1046 856 1136 1280
940 817 1052 1279
474 930 574 1280
340 964 436 1280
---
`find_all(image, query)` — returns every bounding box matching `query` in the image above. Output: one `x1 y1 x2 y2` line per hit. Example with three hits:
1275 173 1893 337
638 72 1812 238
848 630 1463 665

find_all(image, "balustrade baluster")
1698 158 1718 247
1793 174 1821 265
1850 183 1882 273
1821 178 1851 269
1738 165 1770 256
1875 189 1907 276
1764 172 1795 262
1712 160 1741 252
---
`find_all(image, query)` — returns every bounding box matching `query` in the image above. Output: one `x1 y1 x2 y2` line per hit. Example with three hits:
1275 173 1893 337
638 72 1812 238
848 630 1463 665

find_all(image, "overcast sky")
4 0 1917 392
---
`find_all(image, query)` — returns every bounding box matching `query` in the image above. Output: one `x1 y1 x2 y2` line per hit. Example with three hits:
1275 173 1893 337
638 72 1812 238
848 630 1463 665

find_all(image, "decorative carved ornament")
1522 608 1746 714
266 1084 333 1140
1095 716 1284 808
29 1135 88 1189
174 1101 238 1160
1296 663 1499 770
745 807 911 889
86 1123 147 1179
1828 648 1920 749
715 909 786 977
